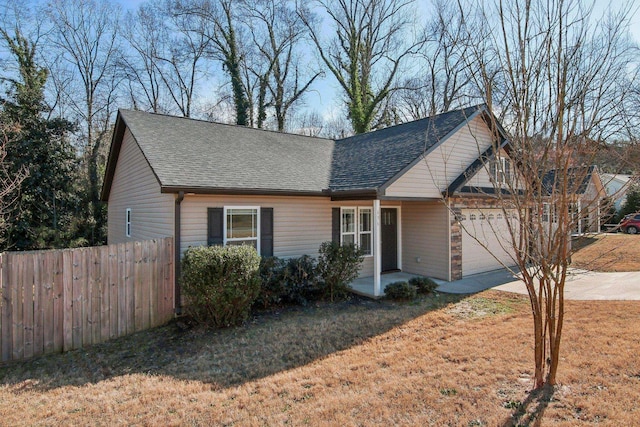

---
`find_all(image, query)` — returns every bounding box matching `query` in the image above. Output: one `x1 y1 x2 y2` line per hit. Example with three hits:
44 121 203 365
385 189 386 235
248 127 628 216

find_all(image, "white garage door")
461 209 516 276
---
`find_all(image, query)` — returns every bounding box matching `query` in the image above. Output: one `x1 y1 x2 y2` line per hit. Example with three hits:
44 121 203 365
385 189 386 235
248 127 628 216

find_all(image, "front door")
381 208 398 272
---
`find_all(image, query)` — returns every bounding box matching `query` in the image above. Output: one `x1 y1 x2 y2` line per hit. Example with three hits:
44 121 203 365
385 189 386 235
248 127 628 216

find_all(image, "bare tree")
45 0 122 245
120 4 168 113
172 0 250 125
299 0 422 134
247 0 322 131
152 0 213 118
393 0 475 121
455 0 639 394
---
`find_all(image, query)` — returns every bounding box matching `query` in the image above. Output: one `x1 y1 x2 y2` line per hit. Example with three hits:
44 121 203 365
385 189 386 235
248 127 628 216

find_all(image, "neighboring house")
101 105 518 303
541 166 607 233
600 173 634 214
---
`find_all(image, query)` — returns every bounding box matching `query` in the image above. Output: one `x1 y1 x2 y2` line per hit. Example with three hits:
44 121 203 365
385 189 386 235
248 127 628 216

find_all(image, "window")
341 208 356 245
479 213 486 220
470 213 477 220
542 203 550 222
341 207 372 256
359 208 372 255
225 207 259 250
488 214 494 220
491 156 511 185
125 208 132 237
497 213 503 219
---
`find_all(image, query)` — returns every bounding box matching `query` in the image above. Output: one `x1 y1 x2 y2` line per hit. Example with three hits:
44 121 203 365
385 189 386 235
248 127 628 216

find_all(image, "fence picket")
33 252 45 357
62 250 73 351
100 247 110 342
53 251 64 353
125 242 135 335
41 252 54 355
108 244 118 340
1 254 12 362
12 255 24 360
90 247 101 345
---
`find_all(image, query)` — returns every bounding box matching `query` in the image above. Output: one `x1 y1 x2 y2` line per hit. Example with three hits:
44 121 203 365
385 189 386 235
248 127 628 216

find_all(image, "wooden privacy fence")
0 238 174 363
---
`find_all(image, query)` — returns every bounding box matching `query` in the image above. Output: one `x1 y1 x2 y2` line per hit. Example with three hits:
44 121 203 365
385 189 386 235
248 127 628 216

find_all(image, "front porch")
349 271 423 298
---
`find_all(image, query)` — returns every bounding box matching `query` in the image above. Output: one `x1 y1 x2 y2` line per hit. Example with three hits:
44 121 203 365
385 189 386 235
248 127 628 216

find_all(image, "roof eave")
100 110 127 202
160 186 328 197
326 188 380 201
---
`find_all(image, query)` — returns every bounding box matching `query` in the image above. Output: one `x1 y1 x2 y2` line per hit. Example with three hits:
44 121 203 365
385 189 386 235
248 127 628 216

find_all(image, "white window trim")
125 208 132 237
495 156 511 185
340 206 373 257
223 206 261 255
359 207 373 256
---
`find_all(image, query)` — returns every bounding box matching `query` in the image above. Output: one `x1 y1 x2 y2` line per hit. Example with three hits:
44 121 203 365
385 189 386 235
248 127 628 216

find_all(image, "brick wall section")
449 195 506 210
449 207 463 280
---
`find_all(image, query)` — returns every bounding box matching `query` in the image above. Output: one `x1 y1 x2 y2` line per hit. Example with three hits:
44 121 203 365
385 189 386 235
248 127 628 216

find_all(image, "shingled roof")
102 110 335 198
101 105 490 200
541 165 599 196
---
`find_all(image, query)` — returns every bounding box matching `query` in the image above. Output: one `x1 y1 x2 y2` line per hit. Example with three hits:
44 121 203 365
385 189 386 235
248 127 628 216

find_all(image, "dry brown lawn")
571 233 640 272
2 290 640 426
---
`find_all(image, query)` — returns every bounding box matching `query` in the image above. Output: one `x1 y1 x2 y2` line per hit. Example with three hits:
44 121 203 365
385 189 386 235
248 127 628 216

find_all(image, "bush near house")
181 245 261 328
409 276 439 294
316 241 365 302
384 281 417 300
256 255 319 308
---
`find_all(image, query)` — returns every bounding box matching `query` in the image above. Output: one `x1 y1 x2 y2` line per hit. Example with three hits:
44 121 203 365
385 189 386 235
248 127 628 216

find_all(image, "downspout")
174 191 185 315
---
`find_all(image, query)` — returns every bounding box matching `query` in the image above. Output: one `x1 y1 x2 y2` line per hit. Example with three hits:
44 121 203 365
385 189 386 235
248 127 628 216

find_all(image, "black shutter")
332 208 340 244
260 207 273 257
207 208 223 246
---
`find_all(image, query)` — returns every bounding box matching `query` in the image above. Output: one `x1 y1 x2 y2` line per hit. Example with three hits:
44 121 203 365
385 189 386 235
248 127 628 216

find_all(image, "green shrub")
384 281 417 300
316 241 364 302
181 245 261 328
281 255 319 304
256 255 319 308
409 276 438 294
255 256 288 309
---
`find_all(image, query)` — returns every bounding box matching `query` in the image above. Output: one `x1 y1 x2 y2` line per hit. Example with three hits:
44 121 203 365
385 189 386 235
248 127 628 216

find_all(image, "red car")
620 213 640 234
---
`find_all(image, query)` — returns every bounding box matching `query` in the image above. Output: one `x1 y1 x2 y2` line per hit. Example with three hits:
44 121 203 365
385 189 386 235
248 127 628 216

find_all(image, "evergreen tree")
0 29 78 250
619 185 640 219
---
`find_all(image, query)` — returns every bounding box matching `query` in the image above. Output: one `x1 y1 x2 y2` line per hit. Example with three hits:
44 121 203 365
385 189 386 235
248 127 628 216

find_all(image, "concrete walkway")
435 268 640 300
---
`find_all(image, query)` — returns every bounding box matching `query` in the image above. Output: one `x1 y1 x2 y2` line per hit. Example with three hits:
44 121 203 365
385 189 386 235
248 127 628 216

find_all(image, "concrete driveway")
435 268 640 300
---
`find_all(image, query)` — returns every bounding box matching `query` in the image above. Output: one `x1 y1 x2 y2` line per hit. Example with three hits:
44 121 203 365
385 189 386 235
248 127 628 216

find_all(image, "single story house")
101 105 518 306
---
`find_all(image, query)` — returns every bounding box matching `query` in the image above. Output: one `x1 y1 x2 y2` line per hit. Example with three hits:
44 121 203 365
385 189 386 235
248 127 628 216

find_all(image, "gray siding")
401 201 450 280
180 194 374 277
385 116 493 198
107 128 175 244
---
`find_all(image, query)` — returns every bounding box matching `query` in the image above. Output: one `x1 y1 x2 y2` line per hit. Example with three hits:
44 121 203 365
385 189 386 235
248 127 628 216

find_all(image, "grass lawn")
2 288 640 425
571 233 640 272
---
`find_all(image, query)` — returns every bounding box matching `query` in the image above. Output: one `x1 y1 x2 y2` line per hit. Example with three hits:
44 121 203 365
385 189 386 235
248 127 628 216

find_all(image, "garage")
460 209 516 276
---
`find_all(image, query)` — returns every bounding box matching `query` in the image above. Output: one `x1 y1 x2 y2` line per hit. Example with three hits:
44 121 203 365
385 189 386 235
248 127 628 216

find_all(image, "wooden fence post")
1 253 12 362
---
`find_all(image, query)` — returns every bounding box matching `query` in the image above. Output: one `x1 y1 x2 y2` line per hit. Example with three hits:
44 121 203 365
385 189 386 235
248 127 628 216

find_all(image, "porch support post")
597 199 601 232
577 199 582 235
373 199 382 297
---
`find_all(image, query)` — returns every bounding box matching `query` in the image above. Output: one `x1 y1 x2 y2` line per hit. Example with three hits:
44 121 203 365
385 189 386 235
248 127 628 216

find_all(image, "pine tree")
0 29 78 250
